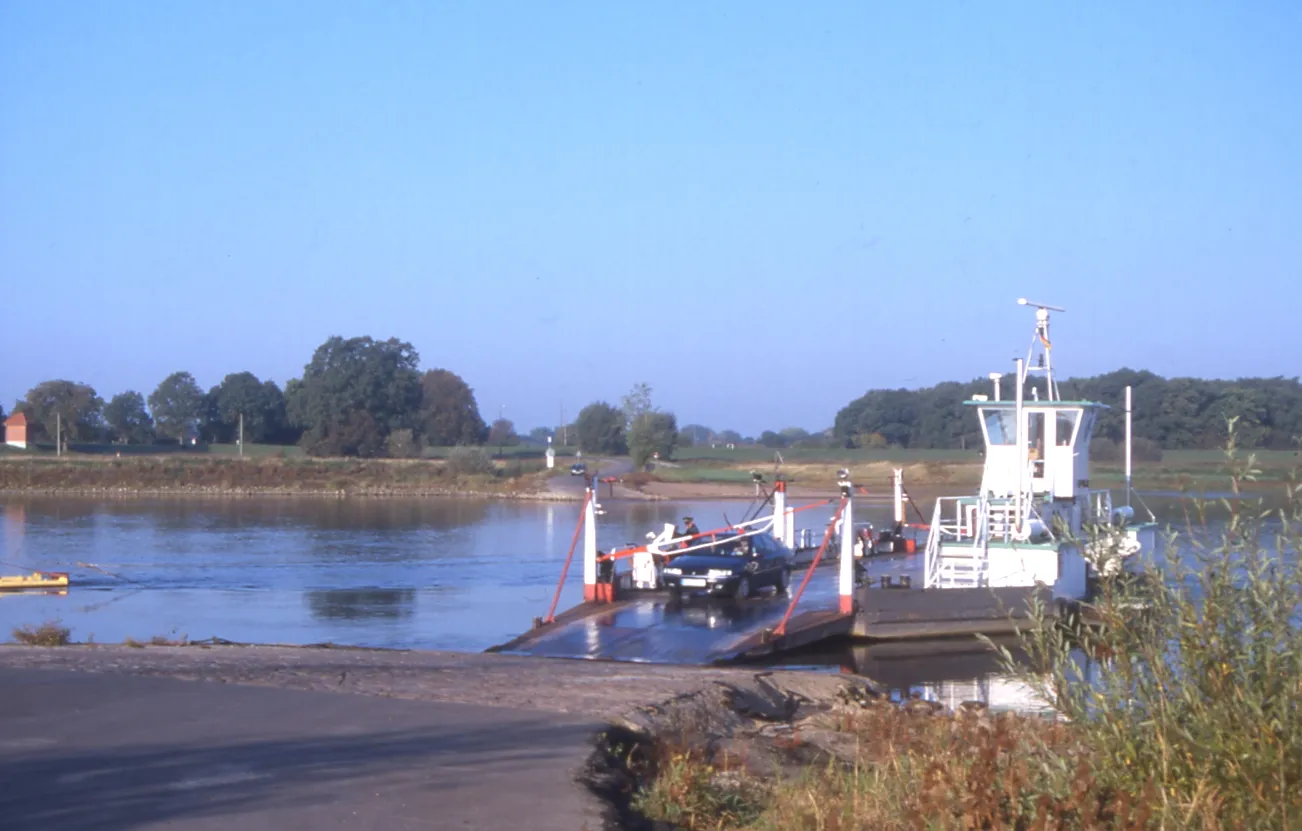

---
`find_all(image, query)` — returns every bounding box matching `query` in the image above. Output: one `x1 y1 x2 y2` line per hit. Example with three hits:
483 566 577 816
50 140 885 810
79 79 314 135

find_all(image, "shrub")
12 621 72 646
446 446 494 477
386 428 419 459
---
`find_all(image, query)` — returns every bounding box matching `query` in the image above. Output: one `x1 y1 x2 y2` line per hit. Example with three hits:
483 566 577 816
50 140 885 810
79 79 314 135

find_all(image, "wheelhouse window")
1056 410 1080 446
981 408 1017 445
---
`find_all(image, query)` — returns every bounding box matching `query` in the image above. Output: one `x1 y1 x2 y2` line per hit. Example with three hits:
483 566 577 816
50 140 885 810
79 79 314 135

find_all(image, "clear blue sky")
2 2 1299 436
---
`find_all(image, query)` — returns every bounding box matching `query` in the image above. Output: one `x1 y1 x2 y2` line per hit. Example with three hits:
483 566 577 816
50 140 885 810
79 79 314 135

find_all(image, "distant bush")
446 446 494 476
1090 437 1162 463
386 429 419 459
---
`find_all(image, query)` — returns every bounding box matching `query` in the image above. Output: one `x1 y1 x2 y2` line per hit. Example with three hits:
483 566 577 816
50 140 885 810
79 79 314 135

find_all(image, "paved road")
0 667 604 831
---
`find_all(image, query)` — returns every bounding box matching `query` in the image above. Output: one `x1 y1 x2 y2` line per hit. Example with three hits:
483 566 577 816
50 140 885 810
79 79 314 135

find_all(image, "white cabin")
923 299 1152 596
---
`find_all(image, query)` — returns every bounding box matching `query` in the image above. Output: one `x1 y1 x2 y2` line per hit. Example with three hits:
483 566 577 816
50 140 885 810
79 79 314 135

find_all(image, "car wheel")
735 575 752 599
775 567 789 594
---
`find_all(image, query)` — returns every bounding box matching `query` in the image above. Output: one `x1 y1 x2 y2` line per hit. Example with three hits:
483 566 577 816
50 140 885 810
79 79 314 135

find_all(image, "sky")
2 2 1300 436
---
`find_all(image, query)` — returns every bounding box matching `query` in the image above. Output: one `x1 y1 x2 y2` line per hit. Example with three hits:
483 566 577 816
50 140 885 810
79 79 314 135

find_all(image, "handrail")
924 500 943 588
595 498 835 563
773 498 846 637
543 490 591 623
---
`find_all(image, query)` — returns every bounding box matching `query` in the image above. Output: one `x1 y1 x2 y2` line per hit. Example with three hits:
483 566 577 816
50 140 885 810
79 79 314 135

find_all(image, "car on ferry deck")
660 531 792 599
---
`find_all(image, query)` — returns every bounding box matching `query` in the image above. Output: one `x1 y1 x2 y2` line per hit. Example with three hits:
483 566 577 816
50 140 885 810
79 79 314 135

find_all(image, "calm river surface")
0 495 858 651
0 493 1279 706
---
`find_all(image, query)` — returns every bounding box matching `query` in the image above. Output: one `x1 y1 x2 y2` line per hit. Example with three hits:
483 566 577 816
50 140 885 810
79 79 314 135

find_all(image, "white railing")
924 500 943 588
925 497 991 589
640 514 777 558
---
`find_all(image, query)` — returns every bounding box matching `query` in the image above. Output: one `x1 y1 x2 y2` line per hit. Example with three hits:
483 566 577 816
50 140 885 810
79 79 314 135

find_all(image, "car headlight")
707 569 734 578
663 567 681 575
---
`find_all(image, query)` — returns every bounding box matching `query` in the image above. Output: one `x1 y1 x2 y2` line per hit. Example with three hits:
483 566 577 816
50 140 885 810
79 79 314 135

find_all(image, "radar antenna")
1017 298 1063 401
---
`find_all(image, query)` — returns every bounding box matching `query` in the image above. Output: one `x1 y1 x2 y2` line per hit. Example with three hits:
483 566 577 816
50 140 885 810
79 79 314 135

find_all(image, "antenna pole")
1125 385 1133 508
1015 358 1025 536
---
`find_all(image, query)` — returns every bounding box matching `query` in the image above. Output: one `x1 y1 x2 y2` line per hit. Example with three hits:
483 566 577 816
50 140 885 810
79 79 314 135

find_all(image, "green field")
674 446 981 463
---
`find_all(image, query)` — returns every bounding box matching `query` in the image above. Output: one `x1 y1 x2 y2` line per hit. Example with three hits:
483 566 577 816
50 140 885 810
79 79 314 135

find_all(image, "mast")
1015 357 1025 536
1125 385 1133 508
1018 298 1064 402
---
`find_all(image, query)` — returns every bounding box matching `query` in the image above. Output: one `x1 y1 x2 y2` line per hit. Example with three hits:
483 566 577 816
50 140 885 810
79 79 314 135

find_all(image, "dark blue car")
660 531 793 599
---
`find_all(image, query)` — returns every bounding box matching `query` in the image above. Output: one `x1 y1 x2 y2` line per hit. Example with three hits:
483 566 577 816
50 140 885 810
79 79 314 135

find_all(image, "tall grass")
996 422 1302 828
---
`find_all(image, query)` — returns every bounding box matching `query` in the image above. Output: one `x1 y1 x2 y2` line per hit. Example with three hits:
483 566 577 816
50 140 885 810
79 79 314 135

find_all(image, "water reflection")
306 588 417 621
770 635 1090 715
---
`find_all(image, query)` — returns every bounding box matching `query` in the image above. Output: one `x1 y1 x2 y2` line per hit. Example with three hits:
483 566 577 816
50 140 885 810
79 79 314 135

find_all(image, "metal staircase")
924 499 991 589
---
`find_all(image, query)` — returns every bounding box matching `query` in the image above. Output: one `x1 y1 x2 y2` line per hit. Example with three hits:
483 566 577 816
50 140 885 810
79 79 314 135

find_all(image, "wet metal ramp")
494 576 850 664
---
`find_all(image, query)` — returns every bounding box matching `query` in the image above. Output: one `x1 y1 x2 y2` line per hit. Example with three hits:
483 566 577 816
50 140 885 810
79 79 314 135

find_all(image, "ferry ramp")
492 569 851 664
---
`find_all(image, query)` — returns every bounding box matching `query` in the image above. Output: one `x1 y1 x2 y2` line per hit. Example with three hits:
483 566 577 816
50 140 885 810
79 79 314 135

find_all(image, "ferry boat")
922 298 1160 598
0 571 70 591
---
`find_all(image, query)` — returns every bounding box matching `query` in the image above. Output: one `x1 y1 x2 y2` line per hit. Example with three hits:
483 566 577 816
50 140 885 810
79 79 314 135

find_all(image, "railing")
925 495 998 589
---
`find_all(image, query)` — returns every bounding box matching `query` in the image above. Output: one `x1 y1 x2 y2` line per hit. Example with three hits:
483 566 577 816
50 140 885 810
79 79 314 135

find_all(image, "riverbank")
0 642 965 829
0 642 1167 829
0 455 575 500
1 451 1291 504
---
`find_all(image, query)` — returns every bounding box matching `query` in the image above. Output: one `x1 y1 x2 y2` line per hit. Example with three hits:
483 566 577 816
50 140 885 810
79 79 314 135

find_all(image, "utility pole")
238 412 244 459
56 412 61 457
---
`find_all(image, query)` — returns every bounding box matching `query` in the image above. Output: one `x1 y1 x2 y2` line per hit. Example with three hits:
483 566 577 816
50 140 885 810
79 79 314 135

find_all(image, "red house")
5 411 29 449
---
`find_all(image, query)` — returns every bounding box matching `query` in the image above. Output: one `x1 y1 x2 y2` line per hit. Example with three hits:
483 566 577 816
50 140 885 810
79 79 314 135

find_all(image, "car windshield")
705 536 753 557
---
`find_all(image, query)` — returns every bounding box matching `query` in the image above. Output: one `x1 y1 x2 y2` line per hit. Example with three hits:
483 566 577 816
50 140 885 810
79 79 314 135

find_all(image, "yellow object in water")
0 571 70 591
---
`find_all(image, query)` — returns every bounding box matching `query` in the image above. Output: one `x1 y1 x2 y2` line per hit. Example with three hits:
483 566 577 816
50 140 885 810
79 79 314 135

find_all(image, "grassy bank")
0 454 558 497
656 447 1302 493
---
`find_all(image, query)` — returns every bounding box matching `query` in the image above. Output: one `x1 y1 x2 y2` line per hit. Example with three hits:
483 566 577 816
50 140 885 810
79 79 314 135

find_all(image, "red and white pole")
838 472 855 614
582 485 599 602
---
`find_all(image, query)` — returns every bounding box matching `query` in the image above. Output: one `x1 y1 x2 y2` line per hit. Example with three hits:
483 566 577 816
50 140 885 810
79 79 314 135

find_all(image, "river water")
0 495 854 652
0 493 1279 707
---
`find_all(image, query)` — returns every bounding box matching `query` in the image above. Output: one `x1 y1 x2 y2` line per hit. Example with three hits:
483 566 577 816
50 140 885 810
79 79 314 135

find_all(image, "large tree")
628 411 678 466
103 391 154 444
417 368 487 446
287 336 422 457
575 401 626 455
22 380 104 446
149 372 206 441
204 372 288 444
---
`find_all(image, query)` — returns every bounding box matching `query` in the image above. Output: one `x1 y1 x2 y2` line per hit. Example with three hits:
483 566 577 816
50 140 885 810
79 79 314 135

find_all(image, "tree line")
833 368 1302 451
3 335 686 463
12 345 1291 460
5 336 494 458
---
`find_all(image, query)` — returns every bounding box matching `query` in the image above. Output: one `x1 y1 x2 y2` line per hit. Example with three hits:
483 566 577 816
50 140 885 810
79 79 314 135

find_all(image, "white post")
772 481 788 547
1014 358 1025 537
56 412 61 457
1124 385 1133 507
892 468 905 526
582 486 598 602
839 477 855 614
785 504 795 550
